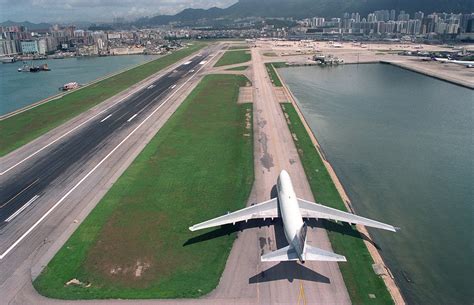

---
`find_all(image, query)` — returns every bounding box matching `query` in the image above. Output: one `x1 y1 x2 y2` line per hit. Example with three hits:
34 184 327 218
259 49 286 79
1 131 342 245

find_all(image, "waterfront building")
20 40 39 54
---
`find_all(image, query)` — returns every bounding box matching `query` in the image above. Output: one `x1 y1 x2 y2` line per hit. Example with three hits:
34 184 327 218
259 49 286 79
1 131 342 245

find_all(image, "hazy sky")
0 0 237 23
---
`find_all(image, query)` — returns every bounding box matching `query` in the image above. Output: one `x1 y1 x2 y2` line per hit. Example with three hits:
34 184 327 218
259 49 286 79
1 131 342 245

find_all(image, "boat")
1 56 16 63
60 82 79 91
17 61 51 72
39 63 51 71
18 62 31 72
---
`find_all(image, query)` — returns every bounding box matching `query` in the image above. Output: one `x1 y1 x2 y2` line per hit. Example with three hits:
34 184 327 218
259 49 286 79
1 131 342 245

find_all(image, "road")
0 44 222 303
205 47 351 304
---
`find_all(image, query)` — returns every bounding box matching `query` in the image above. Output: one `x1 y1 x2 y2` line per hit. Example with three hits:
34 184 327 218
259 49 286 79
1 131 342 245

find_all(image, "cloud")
0 0 237 23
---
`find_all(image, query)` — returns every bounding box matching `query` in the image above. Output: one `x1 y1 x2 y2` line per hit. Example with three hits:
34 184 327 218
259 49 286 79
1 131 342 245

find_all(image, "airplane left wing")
189 198 278 231
297 198 398 232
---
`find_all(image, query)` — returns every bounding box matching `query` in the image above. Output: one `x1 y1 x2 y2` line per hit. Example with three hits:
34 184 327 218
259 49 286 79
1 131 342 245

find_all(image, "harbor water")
0 55 159 115
278 64 473 305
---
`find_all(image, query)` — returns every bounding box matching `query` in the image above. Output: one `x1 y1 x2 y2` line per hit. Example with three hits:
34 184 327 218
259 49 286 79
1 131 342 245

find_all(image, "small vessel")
1 56 16 63
18 62 32 72
39 63 51 71
17 61 51 72
60 82 79 91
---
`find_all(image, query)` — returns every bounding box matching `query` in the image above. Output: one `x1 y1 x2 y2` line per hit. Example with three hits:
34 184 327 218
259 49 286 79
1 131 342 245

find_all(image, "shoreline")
274 67 406 305
277 59 473 90
0 55 162 120
380 60 474 89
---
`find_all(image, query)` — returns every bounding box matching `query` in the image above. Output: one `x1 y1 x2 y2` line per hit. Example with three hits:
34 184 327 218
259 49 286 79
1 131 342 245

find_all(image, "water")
279 64 473 305
0 55 159 115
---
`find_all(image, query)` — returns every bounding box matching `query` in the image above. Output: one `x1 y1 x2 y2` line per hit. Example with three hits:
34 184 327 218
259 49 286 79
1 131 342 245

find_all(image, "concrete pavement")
1 42 351 305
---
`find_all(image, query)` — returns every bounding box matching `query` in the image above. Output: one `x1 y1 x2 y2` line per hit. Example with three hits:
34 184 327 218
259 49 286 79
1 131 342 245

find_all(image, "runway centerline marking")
0 55 203 176
297 280 307 305
0 51 217 260
0 179 39 208
100 114 112 123
5 195 40 222
127 114 138 122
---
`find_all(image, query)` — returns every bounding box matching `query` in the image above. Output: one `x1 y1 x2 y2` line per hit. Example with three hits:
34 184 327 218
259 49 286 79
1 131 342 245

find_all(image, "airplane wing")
261 244 346 262
189 198 278 231
297 198 398 232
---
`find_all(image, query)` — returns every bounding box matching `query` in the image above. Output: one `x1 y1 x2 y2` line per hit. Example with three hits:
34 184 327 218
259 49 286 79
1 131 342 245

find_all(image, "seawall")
380 60 474 90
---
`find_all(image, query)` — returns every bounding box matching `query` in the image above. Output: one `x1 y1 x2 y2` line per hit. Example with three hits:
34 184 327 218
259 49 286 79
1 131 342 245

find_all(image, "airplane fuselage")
276 170 306 261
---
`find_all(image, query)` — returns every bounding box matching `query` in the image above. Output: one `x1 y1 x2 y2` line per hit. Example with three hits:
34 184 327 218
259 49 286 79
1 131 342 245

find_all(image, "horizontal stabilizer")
261 245 299 262
304 245 346 262
297 198 398 232
261 245 346 262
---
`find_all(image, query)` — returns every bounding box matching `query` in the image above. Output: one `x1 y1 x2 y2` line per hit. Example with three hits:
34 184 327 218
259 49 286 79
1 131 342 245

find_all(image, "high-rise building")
414 11 424 20
390 9 396 21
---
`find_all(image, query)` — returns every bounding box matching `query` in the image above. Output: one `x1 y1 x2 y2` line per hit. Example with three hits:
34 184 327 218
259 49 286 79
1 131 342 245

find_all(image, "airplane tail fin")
261 245 346 262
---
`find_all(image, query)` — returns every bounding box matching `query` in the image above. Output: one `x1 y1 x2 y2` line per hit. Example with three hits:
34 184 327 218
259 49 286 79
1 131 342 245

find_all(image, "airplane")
190 170 399 263
432 57 474 68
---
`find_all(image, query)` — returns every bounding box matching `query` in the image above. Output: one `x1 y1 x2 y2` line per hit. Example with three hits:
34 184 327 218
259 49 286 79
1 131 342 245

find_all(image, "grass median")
33 74 254 299
214 50 251 67
226 65 248 71
0 42 207 157
280 103 393 305
264 62 286 87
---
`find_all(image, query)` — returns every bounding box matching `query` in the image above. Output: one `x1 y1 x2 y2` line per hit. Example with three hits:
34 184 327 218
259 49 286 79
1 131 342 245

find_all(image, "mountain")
0 20 51 30
137 0 473 26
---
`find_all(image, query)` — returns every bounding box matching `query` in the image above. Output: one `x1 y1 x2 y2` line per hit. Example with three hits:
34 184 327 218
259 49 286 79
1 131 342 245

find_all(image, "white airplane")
433 57 474 68
190 170 398 263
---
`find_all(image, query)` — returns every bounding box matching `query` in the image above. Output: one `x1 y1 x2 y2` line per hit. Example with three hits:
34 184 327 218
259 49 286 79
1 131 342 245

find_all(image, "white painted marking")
171 85 176 89
0 51 218 260
182 61 191 65
5 195 39 222
0 179 39 208
1 80 155 176
199 61 207 65
100 114 112 122
147 84 155 89
127 114 138 122
0 54 207 176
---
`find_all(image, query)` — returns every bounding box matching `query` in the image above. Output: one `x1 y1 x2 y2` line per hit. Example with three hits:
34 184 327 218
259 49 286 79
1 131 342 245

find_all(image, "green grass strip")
225 65 248 71
214 50 251 67
0 42 207 157
280 103 393 305
264 62 286 87
33 74 254 299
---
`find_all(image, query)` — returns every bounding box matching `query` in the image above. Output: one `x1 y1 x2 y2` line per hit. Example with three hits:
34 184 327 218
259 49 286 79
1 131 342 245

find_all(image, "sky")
0 0 237 23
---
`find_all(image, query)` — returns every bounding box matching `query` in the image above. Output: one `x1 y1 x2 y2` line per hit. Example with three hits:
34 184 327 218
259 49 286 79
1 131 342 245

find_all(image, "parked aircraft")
433 57 474 68
190 170 398 263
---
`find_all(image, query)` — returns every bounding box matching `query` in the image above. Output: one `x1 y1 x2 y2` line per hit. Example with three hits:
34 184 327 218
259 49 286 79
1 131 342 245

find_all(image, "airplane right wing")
297 198 398 232
189 198 278 231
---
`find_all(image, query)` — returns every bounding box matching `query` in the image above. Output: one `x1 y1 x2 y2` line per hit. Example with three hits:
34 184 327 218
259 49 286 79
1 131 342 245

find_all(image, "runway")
0 44 221 297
